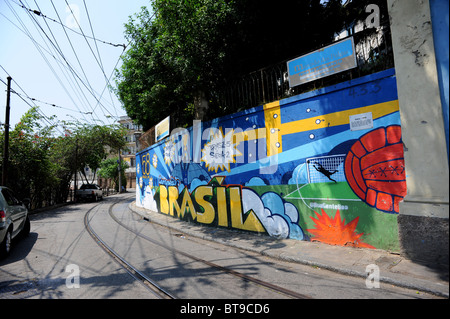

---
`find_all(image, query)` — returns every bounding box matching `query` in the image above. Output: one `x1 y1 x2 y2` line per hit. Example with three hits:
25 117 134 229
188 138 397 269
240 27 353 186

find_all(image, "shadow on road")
0 232 38 266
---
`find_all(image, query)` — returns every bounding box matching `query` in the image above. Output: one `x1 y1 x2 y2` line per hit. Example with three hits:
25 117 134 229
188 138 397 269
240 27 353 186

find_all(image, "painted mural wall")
136 68 405 251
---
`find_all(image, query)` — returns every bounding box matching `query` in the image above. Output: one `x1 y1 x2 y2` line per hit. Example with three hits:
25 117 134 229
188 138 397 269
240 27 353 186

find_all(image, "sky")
0 0 151 134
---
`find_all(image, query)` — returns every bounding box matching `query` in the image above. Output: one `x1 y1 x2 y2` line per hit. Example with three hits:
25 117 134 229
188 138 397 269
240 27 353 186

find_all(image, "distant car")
0 186 30 258
75 184 103 202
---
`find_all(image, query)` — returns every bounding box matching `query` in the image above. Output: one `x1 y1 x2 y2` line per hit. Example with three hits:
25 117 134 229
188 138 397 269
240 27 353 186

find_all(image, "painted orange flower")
307 209 375 249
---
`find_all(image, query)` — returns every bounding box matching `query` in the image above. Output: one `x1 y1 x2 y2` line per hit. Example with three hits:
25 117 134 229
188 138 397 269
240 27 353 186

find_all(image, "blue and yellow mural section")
136 69 405 251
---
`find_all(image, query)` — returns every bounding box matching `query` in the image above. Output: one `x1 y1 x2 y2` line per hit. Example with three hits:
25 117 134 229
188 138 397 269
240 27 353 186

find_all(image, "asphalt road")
0 192 441 301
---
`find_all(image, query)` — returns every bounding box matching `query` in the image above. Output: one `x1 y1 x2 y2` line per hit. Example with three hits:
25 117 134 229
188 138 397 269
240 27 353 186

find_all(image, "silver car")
0 186 30 258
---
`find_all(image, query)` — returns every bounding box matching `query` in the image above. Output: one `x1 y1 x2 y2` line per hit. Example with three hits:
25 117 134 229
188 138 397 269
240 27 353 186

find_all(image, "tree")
55 120 127 187
1 107 58 207
97 157 129 191
1 107 128 208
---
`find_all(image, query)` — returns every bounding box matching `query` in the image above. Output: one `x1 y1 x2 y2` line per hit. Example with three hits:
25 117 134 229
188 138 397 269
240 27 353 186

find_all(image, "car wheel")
0 229 12 258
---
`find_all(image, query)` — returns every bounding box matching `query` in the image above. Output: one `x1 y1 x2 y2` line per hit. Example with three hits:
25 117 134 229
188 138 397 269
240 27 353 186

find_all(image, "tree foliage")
1 107 58 207
0 107 127 209
97 157 129 191
60 121 128 185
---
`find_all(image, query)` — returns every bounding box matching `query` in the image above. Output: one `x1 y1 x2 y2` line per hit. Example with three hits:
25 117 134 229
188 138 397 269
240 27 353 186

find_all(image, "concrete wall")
430 0 449 158
387 0 449 264
136 69 405 252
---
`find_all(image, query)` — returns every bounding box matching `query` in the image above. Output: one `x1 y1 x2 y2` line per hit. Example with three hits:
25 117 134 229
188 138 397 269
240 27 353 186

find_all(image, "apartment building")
118 116 143 189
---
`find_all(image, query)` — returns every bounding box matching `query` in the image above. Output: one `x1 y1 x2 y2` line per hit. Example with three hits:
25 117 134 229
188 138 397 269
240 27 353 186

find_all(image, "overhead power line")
10 0 118 124
49 0 116 121
9 0 93 122
11 0 127 49
10 90 95 116
65 0 121 119
0 66 64 135
3 0 131 126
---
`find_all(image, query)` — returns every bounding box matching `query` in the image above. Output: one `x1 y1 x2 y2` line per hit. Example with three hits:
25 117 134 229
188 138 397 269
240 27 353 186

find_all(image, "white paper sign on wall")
350 112 373 131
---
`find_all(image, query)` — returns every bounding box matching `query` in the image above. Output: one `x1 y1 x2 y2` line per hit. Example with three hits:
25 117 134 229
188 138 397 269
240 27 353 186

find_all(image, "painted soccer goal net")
306 154 347 184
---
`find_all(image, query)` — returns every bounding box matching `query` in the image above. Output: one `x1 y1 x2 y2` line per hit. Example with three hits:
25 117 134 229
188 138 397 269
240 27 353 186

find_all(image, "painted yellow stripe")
231 100 399 157
280 100 399 135
263 101 282 156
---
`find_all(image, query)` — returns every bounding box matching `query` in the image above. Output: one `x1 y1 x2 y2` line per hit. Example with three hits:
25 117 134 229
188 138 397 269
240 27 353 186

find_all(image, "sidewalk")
128 201 449 298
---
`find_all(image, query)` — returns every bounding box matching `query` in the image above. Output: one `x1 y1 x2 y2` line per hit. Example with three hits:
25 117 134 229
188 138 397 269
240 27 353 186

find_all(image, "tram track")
106 197 312 299
84 203 176 299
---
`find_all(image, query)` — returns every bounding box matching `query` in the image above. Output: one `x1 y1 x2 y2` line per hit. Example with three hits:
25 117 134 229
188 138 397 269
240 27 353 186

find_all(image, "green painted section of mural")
250 183 400 251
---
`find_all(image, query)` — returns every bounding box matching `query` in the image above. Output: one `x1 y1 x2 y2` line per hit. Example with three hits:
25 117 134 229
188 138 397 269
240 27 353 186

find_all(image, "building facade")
118 116 143 189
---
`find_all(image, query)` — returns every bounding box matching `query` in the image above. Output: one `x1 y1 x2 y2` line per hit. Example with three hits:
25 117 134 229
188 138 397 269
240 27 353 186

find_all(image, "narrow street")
0 193 441 301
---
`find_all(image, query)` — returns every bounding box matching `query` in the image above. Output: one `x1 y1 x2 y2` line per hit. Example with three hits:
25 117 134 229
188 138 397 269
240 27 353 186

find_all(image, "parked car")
75 184 103 202
0 186 30 258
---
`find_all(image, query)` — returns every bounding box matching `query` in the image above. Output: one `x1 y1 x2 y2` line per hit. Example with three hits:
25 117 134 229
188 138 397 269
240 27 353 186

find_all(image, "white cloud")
242 189 304 240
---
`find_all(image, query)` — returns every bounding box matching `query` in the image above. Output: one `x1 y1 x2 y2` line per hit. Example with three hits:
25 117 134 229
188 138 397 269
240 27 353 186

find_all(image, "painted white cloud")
242 189 304 240
141 185 157 212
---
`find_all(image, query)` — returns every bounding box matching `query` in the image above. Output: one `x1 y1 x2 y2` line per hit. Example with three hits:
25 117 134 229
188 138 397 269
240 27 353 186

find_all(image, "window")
1 189 20 206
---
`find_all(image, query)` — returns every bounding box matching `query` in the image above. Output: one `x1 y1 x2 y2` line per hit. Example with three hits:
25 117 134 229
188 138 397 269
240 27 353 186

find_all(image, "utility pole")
2 76 11 186
74 137 78 201
118 149 122 193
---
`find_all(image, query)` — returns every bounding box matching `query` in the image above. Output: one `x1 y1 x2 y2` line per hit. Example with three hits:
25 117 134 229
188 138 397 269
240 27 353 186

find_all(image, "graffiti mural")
136 69 404 251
